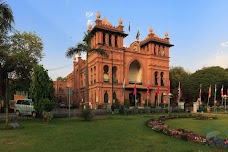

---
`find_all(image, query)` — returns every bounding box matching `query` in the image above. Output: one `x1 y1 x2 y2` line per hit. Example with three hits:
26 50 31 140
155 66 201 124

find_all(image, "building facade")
67 12 174 109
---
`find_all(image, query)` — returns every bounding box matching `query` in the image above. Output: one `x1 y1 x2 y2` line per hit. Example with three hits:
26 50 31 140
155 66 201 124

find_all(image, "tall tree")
0 0 14 31
65 33 108 107
29 65 55 115
57 76 66 81
0 31 43 98
169 66 190 101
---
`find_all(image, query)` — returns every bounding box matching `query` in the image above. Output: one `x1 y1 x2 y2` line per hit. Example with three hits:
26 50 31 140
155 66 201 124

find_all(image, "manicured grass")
0 114 221 152
165 115 228 139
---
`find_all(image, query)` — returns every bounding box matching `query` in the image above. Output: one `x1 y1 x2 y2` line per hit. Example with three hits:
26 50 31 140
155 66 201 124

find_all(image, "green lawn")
0 114 225 152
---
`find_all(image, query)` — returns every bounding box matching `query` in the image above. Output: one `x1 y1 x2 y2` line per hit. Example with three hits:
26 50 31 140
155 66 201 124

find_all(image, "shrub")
80 109 94 121
42 111 53 123
124 99 130 108
112 99 120 110
97 104 107 109
41 98 55 112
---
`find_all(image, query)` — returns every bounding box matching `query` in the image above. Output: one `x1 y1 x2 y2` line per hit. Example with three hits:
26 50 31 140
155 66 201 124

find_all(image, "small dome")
149 26 153 33
88 23 92 30
102 17 112 26
165 31 169 38
96 11 101 19
119 17 123 25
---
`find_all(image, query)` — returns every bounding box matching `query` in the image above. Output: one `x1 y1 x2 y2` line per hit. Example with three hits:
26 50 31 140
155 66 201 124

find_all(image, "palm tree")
0 0 14 31
66 33 108 108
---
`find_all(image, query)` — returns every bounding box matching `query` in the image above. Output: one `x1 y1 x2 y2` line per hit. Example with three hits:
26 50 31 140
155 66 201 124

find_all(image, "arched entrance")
129 92 141 106
128 60 142 84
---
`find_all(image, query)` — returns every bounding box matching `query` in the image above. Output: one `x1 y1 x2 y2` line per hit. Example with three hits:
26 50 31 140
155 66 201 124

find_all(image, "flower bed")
147 114 228 149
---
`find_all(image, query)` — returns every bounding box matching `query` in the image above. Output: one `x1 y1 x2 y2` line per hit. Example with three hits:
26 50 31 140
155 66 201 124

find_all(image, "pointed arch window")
104 91 108 103
109 34 112 46
160 72 164 86
103 65 109 82
154 71 158 85
113 91 116 100
115 36 118 47
103 33 106 45
94 66 96 83
154 44 156 55
162 46 165 56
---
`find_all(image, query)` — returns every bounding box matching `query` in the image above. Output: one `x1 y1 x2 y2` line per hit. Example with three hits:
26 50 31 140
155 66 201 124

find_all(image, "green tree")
29 65 55 115
0 0 14 31
0 31 43 98
169 66 190 102
56 76 66 81
65 33 108 107
187 66 228 104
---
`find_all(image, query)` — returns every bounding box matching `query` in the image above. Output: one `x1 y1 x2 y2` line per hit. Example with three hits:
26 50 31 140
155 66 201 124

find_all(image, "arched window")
90 68 93 84
154 94 158 106
115 36 118 47
113 66 117 83
94 66 96 83
160 72 164 86
154 71 158 85
113 91 116 100
104 91 108 103
103 33 106 45
103 65 109 82
154 44 156 55
129 60 142 84
162 46 165 56
109 34 112 46
158 45 161 56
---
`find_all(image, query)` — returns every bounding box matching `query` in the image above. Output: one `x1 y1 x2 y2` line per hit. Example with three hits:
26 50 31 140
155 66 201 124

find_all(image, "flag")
147 84 150 95
136 29 140 40
128 22 130 32
178 82 181 99
133 82 136 95
157 85 160 95
208 85 211 98
199 84 202 98
122 78 125 96
221 85 224 96
214 84 217 99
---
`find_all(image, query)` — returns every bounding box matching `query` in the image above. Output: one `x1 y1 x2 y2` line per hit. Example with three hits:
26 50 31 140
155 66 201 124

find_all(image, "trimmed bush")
80 109 94 121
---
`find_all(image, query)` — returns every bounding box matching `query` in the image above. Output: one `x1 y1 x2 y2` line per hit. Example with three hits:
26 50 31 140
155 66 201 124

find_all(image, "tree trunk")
85 52 89 109
5 76 9 127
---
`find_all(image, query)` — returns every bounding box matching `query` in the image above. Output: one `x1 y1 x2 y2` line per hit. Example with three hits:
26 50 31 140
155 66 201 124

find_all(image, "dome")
102 17 112 26
96 11 101 19
119 17 123 25
154 34 158 38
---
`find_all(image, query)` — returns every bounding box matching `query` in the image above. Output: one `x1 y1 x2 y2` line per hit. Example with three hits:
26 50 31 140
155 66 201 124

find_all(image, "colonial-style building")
66 12 174 109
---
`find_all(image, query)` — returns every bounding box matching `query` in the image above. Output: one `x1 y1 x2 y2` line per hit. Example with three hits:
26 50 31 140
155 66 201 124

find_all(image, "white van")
14 99 36 117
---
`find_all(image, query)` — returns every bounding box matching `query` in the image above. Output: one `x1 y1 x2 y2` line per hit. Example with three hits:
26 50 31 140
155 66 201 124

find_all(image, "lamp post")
222 95 227 112
163 93 172 113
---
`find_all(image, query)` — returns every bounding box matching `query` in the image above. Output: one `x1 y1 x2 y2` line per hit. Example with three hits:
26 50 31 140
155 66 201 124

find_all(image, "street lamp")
163 93 172 113
222 95 227 112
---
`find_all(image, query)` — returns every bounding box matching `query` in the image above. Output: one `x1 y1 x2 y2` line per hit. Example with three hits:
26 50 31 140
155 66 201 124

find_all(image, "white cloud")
87 19 93 26
86 12 94 18
220 41 228 48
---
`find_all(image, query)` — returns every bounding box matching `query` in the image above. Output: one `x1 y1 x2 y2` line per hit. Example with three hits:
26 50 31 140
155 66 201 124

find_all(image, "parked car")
14 99 36 117
59 102 67 108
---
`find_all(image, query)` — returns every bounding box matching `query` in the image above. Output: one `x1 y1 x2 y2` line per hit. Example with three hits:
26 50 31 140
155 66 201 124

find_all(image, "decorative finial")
73 56 76 61
88 22 92 30
165 31 169 38
149 26 153 33
96 11 101 19
119 17 123 25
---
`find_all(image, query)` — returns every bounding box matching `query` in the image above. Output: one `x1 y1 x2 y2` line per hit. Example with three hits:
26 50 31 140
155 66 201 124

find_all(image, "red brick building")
67 12 173 109
53 81 67 103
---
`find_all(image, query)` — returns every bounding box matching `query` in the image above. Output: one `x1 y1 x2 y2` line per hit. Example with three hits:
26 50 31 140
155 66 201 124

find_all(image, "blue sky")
6 0 228 80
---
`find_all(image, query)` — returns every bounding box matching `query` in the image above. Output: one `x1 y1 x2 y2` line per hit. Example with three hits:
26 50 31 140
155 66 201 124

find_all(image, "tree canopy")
29 65 54 115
